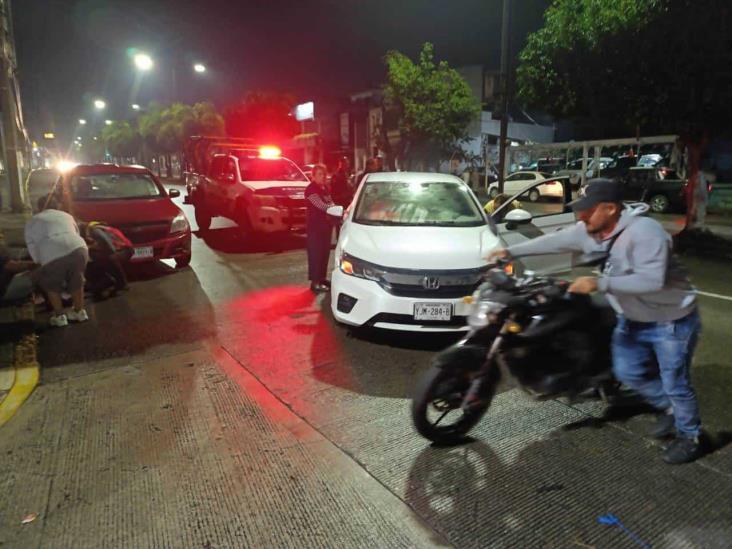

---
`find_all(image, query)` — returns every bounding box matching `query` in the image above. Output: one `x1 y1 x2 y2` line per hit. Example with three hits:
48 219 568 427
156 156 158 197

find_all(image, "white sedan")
328 172 501 332
488 171 563 201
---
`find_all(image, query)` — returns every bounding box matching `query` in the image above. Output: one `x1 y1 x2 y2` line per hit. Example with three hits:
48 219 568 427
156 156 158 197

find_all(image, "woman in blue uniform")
305 164 335 293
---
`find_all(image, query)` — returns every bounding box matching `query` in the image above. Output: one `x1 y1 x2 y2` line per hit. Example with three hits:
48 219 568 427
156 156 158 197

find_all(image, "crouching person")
25 196 89 327
81 221 133 300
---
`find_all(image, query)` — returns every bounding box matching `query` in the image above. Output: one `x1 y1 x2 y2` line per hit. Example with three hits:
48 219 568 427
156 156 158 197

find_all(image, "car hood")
340 222 500 270
244 180 309 192
70 197 181 224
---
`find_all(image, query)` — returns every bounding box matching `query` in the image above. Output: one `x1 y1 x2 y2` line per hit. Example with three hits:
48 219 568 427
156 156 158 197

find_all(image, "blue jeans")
612 310 702 438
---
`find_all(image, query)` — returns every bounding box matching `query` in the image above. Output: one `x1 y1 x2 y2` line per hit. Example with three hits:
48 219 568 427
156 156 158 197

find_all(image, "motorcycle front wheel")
411 364 498 445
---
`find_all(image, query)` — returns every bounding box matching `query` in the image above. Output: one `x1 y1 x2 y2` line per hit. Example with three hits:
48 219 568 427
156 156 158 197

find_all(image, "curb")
0 333 39 427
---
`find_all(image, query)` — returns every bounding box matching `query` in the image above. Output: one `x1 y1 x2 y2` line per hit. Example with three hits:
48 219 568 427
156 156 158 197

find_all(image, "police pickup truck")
184 138 309 235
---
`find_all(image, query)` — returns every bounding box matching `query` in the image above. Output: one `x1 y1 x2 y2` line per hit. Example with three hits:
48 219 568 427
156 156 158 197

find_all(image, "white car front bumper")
330 268 474 332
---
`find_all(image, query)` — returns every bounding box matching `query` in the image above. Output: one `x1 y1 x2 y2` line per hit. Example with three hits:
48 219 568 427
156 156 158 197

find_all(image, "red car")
55 164 192 268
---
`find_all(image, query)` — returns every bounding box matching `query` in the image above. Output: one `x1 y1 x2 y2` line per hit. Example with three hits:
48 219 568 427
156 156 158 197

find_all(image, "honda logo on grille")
421 276 440 290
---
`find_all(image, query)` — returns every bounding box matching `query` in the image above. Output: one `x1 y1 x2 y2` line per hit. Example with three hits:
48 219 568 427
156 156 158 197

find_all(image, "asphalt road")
2 187 732 548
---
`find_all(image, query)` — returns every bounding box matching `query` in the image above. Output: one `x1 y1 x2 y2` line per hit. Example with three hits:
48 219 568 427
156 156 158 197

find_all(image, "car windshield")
69 172 163 201
353 180 485 227
235 154 307 182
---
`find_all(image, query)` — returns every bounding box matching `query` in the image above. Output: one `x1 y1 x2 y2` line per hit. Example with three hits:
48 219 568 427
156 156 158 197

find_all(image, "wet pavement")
1 190 732 548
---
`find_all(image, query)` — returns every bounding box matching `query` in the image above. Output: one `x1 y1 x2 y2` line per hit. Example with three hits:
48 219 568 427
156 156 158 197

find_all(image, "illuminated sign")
295 101 314 121
44 132 55 139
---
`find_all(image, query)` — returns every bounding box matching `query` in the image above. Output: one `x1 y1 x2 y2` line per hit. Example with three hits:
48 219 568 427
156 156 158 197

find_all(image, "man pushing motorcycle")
488 178 703 464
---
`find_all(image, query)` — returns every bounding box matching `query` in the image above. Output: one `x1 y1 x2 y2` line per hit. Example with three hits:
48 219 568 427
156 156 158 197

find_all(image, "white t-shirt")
25 209 87 265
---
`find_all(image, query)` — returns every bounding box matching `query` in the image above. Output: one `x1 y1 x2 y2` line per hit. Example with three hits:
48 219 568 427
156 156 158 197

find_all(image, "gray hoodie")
506 203 697 322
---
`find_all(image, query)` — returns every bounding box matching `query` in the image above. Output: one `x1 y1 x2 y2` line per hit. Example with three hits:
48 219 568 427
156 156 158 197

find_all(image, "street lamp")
105 120 113 126
134 52 154 71
193 63 206 73
131 104 141 111
79 119 87 125
94 99 106 110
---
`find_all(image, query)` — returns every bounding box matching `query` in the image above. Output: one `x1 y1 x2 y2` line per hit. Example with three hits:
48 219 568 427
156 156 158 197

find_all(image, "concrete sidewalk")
0 344 445 548
0 212 40 426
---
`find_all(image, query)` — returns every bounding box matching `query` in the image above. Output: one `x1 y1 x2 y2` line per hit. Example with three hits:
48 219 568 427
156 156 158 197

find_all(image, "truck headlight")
170 212 190 234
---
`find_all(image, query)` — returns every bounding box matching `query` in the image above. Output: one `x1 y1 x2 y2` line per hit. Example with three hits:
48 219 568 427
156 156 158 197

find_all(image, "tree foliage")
101 121 142 158
224 92 299 142
516 0 732 137
383 42 480 168
139 101 225 154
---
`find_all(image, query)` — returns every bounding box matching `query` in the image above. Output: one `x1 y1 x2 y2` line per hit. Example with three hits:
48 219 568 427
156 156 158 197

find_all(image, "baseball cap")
568 178 624 211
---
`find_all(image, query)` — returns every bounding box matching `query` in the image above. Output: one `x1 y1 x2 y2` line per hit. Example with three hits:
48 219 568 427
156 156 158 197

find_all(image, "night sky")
13 0 550 143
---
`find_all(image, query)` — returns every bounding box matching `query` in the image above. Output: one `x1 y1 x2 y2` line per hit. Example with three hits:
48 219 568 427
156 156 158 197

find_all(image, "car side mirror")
327 205 344 219
168 189 180 198
504 208 533 230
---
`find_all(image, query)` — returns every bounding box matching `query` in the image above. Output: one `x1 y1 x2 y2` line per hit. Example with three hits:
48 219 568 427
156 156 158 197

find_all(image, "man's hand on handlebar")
568 276 598 294
485 248 510 263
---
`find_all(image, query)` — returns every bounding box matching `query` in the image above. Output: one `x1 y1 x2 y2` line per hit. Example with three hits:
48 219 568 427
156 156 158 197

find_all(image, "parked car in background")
537 158 565 174
55 164 192 268
596 155 638 179
558 157 613 188
488 171 564 201
620 166 687 213
637 153 664 167
26 168 60 212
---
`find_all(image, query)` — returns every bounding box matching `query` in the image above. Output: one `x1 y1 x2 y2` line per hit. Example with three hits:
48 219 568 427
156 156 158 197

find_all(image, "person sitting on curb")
0 245 37 304
24 195 90 327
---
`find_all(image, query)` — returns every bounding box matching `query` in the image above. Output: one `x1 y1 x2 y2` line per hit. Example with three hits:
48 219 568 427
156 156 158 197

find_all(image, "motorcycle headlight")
339 253 386 282
467 300 505 329
170 212 190 234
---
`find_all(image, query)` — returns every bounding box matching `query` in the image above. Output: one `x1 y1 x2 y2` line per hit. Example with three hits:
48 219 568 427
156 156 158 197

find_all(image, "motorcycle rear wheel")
411 364 496 445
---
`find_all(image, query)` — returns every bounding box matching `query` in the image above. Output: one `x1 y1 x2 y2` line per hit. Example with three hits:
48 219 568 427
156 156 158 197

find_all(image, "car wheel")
528 189 541 202
649 194 670 213
489 187 499 199
175 254 191 269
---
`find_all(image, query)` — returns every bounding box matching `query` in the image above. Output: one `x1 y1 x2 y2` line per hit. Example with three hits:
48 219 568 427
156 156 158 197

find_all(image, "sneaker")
67 308 89 323
649 411 675 439
310 283 329 293
49 314 68 327
662 435 703 465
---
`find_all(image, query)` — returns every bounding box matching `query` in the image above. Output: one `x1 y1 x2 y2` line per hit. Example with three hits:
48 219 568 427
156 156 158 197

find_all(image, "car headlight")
339 253 387 281
467 300 505 329
170 212 190 234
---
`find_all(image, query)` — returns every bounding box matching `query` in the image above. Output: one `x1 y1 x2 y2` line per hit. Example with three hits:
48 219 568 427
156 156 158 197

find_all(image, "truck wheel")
237 204 253 238
649 194 670 213
194 205 212 231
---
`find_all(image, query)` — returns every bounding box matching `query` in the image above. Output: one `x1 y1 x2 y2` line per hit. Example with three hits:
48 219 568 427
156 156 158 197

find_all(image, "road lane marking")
698 290 732 302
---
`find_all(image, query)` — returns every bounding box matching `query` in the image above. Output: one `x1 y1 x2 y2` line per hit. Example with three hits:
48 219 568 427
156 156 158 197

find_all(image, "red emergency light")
258 146 281 159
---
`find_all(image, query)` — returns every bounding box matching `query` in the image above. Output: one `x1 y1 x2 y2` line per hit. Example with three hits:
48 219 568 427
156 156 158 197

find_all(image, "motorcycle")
411 258 618 445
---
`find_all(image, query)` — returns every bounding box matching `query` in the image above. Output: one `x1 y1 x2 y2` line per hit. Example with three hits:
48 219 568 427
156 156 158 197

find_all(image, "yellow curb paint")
0 335 39 427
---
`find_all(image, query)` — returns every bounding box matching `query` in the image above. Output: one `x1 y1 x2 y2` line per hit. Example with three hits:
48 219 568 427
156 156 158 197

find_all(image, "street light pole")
497 0 512 194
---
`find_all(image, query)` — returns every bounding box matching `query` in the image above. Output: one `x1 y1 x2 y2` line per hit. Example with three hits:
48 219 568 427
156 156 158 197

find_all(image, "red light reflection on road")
220 286 355 413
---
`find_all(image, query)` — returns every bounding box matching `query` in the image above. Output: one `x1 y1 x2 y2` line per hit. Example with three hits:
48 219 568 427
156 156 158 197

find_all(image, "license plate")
131 246 154 260
413 303 452 321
